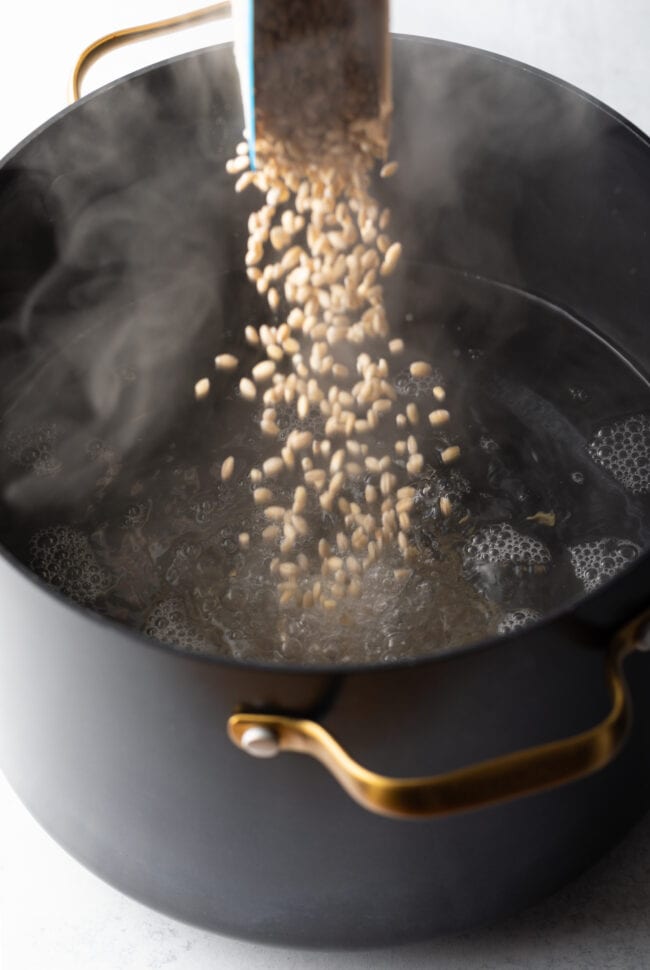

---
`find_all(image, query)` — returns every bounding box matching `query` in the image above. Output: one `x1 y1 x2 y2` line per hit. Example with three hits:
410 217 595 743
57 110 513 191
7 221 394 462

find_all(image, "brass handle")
228 611 650 820
69 2 232 103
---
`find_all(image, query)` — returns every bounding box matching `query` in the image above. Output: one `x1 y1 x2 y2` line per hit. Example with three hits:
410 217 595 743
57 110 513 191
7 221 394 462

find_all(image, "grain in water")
208 2 461 614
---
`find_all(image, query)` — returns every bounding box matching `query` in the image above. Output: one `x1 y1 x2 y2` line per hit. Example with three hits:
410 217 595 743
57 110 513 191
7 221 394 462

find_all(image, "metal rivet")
240 725 280 759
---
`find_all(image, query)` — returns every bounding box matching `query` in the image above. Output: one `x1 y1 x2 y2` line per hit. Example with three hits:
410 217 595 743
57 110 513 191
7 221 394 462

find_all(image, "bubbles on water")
463 523 551 608
271 553 493 664
464 523 551 567
571 471 584 485
189 497 217 525
394 367 443 399
122 500 152 528
497 608 541 634
272 401 325 440
588 413 650 494
409 466 471 529
144 597 215 654
2 423 62 477
480 435 499 452
29 525 111 604
569 537 641 593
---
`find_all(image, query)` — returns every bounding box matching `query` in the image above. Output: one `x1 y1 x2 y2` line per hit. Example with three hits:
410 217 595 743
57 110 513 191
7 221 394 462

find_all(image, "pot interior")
0 38 649 665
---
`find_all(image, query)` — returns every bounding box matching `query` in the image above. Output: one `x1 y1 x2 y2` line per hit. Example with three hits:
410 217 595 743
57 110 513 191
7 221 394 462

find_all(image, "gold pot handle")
228 610 650 820
69 2 232 103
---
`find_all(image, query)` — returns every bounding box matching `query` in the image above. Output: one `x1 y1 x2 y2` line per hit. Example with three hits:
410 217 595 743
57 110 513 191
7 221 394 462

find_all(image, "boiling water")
2 267 650 665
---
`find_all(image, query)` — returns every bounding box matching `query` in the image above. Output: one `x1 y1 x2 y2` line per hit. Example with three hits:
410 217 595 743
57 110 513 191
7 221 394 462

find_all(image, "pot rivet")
240 725 280 758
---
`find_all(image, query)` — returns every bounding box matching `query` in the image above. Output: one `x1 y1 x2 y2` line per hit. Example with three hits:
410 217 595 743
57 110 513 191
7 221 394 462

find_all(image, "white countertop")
2 3 650 968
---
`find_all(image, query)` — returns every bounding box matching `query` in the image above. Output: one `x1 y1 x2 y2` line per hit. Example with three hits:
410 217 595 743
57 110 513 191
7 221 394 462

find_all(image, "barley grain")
441 445 461 465
440 496 453 517
221 456 235 481
429 409 450 427
214 353 239 371
239 377 257 401
226 155 250 174
406 453 424 475
406 402 419 425
410 361 432 378
194 378 210 400
380 161 398 178
263 456 284 477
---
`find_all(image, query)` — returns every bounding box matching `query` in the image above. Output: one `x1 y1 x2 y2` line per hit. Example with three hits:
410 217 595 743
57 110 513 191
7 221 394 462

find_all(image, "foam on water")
497 607 541 634
464 523 551 568
144 597 215 655
588 413 650 495
394 367 444 400
2 423 62 478
568 537 641 593
30 525 111 604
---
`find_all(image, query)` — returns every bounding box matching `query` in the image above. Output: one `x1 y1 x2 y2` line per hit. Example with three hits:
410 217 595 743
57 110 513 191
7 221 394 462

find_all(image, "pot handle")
228 610 650 820
69 2 232 103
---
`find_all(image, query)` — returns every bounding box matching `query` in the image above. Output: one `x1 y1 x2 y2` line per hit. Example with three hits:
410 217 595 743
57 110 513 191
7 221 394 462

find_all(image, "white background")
2 2 650 968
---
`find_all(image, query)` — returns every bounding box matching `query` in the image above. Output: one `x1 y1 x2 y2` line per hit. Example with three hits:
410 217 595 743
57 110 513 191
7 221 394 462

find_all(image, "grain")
239 377 257 401
235 171 255 192
428 409 451 427
214 353 239 371
253 488 274 505
406 454 424 475
267 343 284 362
441 445 461 465
293 486 307 513
440 496 453 517
216 40 464 618
263 456 285 478
410 361 432 378
380 161 399 178
406 403 419 425
252 360 276 383
380 242 402 277
226 155 250 174
194 378 210 400
221 456 235 481
261 419 280 437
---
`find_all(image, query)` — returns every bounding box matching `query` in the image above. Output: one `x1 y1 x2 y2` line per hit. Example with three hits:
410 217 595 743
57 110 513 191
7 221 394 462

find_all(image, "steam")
0 47 241 511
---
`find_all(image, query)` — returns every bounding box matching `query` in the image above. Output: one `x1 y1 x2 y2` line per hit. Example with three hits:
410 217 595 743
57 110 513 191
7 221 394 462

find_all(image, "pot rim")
1 34 649 676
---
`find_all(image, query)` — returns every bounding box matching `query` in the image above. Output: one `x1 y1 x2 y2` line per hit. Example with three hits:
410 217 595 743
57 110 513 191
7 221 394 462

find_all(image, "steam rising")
0 40 603 514
0 48 238 510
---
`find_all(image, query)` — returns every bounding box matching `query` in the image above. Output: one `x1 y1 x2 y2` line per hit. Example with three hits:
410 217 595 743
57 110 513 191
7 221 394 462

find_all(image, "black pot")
2 36 650 948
